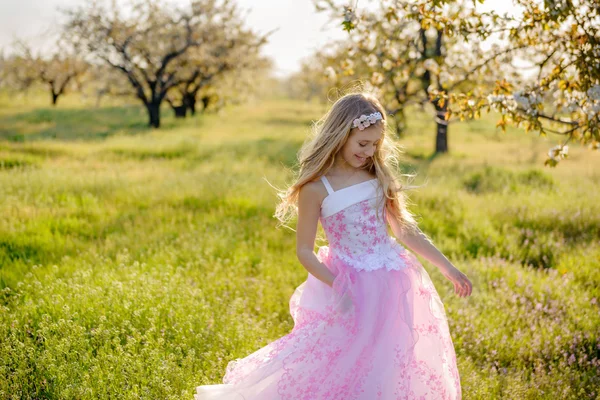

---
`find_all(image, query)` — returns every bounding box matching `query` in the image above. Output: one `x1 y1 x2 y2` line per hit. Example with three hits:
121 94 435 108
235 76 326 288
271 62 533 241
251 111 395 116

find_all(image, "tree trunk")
392 110 406 137
419 27 449 154
435 123 448 153
147 102 161 128
184 93 197 116
200 96 210 113
51 91 59 106
434 105 449 153
432 29 448 154
173 105 187 118
188 97 197 115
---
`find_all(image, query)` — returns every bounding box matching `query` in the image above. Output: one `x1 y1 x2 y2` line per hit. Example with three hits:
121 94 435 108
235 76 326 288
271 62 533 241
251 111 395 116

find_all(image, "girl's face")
338 122 384 168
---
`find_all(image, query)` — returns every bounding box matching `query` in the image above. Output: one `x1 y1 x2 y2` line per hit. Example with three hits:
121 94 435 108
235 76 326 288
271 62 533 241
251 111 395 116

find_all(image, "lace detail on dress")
320 196 409 272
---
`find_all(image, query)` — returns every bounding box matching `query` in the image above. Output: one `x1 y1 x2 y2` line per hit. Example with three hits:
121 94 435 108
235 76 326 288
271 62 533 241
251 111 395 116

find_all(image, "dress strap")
320 176 335 194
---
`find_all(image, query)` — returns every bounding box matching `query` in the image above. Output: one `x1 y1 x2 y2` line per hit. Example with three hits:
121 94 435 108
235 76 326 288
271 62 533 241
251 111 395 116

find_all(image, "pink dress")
195 176 461 399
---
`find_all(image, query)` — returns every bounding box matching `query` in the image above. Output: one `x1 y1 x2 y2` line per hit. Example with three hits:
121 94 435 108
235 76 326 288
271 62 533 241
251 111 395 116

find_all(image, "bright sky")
0 0 348 78
0 0 511 78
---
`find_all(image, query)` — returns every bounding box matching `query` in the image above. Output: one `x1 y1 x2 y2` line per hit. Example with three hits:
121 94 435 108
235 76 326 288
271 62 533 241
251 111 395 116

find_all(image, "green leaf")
342 21 355 32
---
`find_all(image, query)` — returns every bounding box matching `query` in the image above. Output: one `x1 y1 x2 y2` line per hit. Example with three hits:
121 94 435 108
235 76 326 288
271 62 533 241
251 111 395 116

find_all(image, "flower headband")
352 112 383 130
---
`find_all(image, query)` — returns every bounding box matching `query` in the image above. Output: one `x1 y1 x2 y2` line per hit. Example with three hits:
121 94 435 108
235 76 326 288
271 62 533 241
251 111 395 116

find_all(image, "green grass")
0 91 599 399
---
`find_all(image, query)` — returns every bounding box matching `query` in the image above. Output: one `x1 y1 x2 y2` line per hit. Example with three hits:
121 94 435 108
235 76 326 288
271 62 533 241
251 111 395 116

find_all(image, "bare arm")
296 182 336 287
386 211 454 271
386 208 473 297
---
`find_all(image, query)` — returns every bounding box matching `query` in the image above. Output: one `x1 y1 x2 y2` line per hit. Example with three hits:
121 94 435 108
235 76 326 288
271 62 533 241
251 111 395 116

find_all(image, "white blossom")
324 66 337 81
343 6 356 23
365 54 378 68
487 94 505 103
587 85 600 101
371 71 385 85
487 91 543 113
439 70 452 84
564 102 580 113
548 144 569 161
512 90 542 110
487 94 508 111
423 59 440 74
531 93 543 105
513 92 530 108
582 102 600 118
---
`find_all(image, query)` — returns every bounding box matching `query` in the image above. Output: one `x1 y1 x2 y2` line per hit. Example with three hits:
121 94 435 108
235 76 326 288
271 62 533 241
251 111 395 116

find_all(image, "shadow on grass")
0 105 165 142
109 146 196 160
0 153 40 170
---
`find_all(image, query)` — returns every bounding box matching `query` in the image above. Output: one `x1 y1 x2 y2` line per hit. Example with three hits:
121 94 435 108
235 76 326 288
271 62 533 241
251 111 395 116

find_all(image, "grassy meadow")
0 90 599 399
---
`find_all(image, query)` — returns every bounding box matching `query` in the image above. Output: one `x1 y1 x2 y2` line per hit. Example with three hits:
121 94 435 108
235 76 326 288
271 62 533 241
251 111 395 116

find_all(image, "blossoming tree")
326 0 599 165
470 0 600 166
165 2 270 117
7 38 88 106
316 0 506 153
63 0 240 128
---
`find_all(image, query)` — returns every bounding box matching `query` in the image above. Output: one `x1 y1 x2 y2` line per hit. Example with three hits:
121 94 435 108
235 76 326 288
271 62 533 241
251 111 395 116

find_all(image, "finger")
456 279 463 297
463 279 470 296
464 278 472 296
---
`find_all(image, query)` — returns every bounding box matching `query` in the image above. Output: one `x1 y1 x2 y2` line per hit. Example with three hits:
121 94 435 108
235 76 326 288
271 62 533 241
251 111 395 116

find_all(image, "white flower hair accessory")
352 112 383 130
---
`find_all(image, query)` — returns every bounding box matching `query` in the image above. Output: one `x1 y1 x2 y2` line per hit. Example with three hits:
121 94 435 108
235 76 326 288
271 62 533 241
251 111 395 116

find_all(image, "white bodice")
318 176 409 272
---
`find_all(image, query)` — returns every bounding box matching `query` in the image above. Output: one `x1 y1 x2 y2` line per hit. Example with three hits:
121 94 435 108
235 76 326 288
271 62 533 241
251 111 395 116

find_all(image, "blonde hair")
274 90 419 234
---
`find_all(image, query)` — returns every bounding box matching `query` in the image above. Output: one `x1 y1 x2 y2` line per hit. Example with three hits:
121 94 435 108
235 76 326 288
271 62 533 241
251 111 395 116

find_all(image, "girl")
195 92 472 399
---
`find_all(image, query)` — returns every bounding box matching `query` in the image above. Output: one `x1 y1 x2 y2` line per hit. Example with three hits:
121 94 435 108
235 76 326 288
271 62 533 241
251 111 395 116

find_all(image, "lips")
355 155 366 163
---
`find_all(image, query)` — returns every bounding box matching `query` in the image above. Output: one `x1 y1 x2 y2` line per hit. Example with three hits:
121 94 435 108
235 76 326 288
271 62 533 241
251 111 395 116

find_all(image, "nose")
364 147 375 157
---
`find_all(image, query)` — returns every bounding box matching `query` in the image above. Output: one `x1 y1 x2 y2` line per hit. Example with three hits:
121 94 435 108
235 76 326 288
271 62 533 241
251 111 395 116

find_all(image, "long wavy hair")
274 90 419 234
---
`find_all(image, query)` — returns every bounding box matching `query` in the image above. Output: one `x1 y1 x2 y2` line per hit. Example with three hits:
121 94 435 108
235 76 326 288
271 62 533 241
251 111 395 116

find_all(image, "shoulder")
298 178 328 206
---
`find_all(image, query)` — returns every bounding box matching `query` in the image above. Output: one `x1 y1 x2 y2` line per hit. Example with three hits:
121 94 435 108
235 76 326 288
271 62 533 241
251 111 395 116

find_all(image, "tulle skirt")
194 246 461 400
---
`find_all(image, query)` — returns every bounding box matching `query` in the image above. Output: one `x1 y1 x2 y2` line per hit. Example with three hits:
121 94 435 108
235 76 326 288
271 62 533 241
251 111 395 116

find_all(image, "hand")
331 273 354 314
335 291 354 314
439 264 472 298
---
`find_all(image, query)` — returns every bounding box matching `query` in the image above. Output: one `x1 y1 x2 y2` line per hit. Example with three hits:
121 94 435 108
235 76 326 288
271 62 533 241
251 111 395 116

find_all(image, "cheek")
342 143 356 157
348 142 362 155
